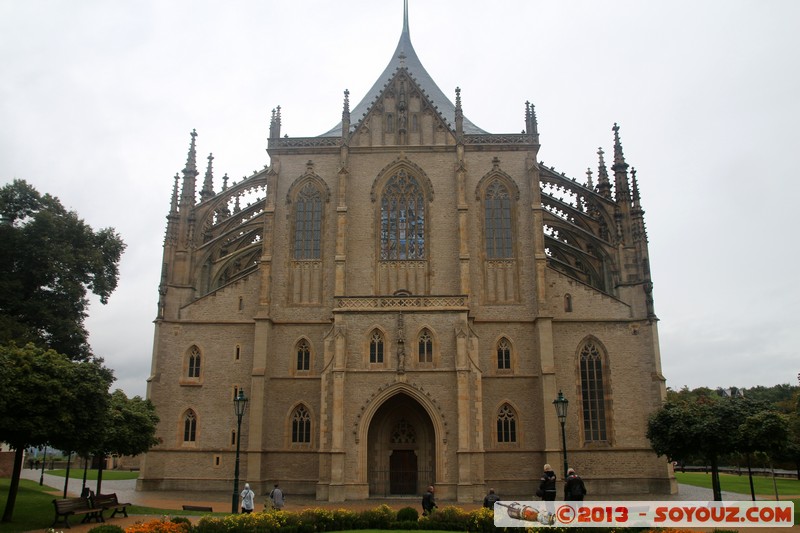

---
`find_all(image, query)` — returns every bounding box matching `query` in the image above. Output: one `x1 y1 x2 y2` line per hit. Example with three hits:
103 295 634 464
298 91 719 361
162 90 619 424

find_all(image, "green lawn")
0 477 217 532
45 468 140 481
674 471 800 496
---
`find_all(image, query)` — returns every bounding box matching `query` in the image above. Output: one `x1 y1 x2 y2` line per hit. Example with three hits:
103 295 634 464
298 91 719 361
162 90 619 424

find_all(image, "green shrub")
170 516 192 527
355 504 395 529
396 506 419 521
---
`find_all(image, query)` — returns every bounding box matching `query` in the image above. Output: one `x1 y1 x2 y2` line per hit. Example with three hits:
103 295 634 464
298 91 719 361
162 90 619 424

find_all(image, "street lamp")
231 389 249 514
552 390 569 478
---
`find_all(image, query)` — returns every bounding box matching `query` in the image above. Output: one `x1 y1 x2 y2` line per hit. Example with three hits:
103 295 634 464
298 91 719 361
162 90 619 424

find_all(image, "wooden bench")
52 497 104 528
182 504 213 512
93 492 132 518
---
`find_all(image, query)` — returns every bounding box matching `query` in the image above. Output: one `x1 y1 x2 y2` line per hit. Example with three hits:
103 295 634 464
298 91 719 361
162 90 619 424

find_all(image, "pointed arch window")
497 403 517 443
580 341 608 441
418 328 433 363
497 338 511 370
183 410 197 442
391 419 417 444
296 339 310 371
188 346 201 378
484 180 513 258
370 330 384 363
294 183 322 259
291 405 311 443
380 170 425 260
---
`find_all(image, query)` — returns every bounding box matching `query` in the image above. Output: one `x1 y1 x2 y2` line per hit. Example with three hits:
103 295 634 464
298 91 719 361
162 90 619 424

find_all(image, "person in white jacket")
240 483 255 513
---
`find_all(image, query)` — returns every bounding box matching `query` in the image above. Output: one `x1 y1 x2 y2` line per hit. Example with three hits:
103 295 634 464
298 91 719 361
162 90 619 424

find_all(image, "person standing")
483 488 501 509
421 485 437 516
240 483 255 513
269 483 285 510
564 468 587 501
538 464 557 511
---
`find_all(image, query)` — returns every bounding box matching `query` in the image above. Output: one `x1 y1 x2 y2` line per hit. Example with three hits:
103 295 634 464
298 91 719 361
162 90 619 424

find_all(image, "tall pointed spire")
169 173 179 215
630 167 647 242
200 153 215 202
321 0 486 136
596 147 612 198
180 129 198 207
455 87 463 139
612 123 631 204
341 89 351 137
403 0 409 38
269 107 282 139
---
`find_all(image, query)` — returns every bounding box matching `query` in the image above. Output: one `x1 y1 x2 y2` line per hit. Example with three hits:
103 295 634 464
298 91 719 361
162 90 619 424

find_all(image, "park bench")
93 492 132 518
51 497 104 528
182 504 214 512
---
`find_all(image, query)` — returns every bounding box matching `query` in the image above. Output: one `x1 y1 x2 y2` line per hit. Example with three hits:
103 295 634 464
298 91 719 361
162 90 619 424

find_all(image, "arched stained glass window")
294 183 322 259
183 410 197 442
580 341 608 441
292 405 311 443
418 328 433 363
380 170 425 260
296 340 310 371
484 180 513 258
497 403 517 443
370 330 384 363
188 346 201 378
497 338 511 369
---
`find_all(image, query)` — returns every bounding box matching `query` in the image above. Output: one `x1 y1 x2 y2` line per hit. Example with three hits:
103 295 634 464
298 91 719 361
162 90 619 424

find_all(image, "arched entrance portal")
367 392 435 497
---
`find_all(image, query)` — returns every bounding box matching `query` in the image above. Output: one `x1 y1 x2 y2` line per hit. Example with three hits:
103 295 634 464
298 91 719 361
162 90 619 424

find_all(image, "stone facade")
138 8 674 502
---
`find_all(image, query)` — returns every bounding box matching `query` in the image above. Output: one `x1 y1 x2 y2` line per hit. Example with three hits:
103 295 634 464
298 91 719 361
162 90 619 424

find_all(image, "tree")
0 343 114 523
92 390 160 495
0 179 125 360
738 410 790 500
647 395 768 501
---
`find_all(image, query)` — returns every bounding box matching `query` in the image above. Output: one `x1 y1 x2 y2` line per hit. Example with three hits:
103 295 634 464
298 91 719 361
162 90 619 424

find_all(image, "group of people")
241 466 585 515
481 464 586 511
239 482 284 513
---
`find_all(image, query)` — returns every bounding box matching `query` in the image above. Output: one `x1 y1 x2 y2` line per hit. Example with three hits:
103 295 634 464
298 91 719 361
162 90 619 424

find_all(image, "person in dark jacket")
483 488 500 509
538 464 557 501
564 468 587 501
421 485 437 516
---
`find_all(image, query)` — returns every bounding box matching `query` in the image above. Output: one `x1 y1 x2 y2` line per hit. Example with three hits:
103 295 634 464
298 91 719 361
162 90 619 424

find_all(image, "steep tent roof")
321 4 487 137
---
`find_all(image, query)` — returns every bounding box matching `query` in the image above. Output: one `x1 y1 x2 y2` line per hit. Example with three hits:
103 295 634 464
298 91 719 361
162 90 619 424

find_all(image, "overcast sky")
2 1 798 399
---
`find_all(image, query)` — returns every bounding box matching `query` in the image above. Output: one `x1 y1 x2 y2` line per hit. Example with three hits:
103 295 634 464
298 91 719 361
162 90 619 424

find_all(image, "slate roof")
320 9 487 137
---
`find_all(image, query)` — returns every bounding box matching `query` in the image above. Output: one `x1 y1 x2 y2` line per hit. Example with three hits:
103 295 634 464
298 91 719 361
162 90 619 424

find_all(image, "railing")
368 469 433 498
335 295 468 311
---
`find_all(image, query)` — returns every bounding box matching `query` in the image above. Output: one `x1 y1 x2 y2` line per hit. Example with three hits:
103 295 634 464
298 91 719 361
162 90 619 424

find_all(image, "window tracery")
580 341 608 441
294 183 322 260
380 170 425 260
484 180 513 258
291 405 311 443
497 403 517 443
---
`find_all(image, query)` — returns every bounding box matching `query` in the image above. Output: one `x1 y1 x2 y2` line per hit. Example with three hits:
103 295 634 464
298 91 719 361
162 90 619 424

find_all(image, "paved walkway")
20 469 798 533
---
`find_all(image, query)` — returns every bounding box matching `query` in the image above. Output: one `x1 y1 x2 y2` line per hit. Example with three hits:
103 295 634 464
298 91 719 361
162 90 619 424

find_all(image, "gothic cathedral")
139 6 674 502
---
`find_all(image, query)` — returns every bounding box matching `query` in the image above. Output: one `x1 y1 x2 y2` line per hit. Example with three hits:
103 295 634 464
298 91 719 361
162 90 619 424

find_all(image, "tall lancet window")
294 183 322 259
380 170 425 260
291 405 312 444
580 341 608 441
484 180 513 258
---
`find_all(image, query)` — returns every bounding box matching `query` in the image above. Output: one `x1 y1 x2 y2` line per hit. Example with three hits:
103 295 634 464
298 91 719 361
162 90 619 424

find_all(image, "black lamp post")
552 390 569 478
231 389 249 514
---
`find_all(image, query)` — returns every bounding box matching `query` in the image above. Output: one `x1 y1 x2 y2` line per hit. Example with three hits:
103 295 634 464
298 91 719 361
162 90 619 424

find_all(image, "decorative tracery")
380 170 425 260
294 183 322 259
484 181 513 258
580 341 608 441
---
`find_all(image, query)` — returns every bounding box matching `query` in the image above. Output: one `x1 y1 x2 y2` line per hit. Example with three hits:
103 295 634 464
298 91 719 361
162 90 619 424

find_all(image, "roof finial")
596 147 612 199
403 0 409 38
200 153 215 201
180 129 198 207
